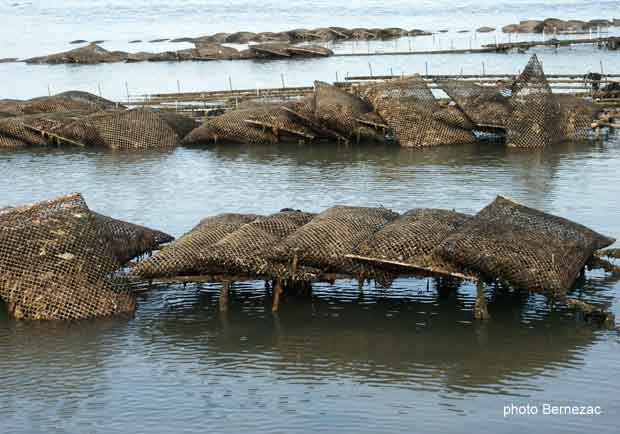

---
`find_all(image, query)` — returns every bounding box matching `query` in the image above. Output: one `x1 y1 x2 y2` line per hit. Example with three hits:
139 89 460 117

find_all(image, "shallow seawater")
1 135 620 434
2 1 620 433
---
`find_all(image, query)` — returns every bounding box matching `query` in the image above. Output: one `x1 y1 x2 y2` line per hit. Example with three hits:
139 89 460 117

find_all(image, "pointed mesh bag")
505 55 563 148
0 193 135 320
92 212 174 265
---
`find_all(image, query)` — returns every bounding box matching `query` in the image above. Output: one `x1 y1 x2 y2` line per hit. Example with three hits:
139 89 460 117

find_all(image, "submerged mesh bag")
555 94 599 141
0 118 48 148
270 206 399 274
199 210 316 275
129 213 259 279
182 109 278 145
158 111 198 138
435 196 615 297
364 76 476 147
243 103 317 141
505 55 563 148
0 95 99 117
0 193 135 320
313 81 383 142
92 212 174 265
437 80 513 128
60 108 179 149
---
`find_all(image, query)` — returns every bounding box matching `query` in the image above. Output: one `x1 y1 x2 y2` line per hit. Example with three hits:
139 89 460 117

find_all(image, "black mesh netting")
352 208 472 278
60 108 179 149
199 210 316 275
363 76 476 147
269 206 399 274
435 195 615 297
128 213 259 279
437 80 513 128
505 54 563 148
92 212 174 265
0 193 136 320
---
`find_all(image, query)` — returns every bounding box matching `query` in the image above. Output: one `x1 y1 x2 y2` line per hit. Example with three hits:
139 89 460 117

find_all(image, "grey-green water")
1 137 619 434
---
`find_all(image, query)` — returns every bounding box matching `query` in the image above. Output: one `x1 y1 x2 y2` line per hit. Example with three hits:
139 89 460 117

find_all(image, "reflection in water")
1 136 620 434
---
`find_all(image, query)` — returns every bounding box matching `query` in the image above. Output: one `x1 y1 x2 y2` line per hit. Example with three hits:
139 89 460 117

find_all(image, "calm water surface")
2 1 620 433
1 137 620 434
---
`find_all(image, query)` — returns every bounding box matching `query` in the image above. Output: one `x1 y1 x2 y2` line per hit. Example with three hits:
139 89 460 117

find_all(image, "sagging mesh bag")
92 212 174 265
312 81 383 142
0 193 136 320
437 80 513 128
158 111 198 138
242 102 317 141
182 108 278 145
352 209 472 278
199 210 316 276
129 213 259 279
285 96 347 141
363 76 476 147
0 95 100 117
269 206 399 274
435 196 615 297
60 108 179 149
505 55 563 148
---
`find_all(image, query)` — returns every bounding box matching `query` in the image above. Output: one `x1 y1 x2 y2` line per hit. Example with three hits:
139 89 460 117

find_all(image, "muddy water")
1 137 620 434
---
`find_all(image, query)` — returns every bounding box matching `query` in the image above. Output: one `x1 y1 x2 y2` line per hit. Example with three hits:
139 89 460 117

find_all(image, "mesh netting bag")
60 108 179 149
0 193 136 320
435 196 615 297
199 210 316 275
269 206 399 274
0 95 99 117
555 94 600 141
505 55 563 148
0 118 48 148
363 76 476 147
182 108 278 145
128 213 259 279
92 212 174 265
437 80 513 128
312 81 383 142
285 96 342 140
242 102 317 141
352 209 471 277
158 111 198 138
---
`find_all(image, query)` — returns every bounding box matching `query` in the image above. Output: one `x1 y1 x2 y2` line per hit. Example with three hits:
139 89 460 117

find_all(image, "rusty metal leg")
272 279 283 312
219 281 231 313
474 281 490 320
